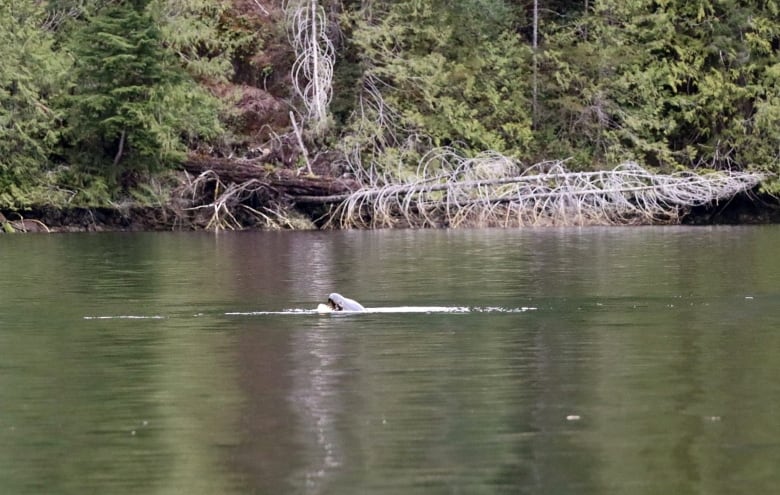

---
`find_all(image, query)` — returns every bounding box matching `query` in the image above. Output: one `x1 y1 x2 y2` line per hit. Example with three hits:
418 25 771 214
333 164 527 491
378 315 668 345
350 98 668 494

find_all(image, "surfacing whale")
326 293 365 312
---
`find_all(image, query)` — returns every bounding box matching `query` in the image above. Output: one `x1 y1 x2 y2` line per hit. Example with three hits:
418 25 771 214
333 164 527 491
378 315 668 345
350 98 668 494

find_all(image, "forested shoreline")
2 0 779 231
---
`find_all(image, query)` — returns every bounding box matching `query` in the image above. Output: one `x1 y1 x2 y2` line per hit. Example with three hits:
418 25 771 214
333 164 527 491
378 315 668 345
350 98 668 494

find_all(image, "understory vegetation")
1 0 778 226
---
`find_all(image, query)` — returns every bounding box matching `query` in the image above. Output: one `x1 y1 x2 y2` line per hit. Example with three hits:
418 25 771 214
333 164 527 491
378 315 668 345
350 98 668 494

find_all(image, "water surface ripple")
0 227 778 494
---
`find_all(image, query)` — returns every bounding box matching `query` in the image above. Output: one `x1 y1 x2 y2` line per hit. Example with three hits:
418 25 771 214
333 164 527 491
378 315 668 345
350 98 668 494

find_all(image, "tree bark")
114 129 126 166
182 155 360 201
532 0 538 128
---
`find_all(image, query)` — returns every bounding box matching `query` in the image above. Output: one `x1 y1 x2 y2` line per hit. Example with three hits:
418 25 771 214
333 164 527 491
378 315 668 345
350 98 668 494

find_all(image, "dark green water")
1 227 779 494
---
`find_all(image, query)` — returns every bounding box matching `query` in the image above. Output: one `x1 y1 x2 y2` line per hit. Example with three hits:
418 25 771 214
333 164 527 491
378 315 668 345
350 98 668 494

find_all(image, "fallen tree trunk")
178 155 361 229
327 157 767 228
182 155 360 199
180 154 766 230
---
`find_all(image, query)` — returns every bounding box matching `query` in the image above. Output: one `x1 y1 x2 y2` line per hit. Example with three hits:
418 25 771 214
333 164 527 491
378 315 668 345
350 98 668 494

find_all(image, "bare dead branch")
326 152 764 228
283 0 335 135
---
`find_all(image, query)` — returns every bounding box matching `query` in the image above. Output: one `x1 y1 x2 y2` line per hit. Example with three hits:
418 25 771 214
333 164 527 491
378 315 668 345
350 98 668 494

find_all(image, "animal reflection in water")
317 293 365 313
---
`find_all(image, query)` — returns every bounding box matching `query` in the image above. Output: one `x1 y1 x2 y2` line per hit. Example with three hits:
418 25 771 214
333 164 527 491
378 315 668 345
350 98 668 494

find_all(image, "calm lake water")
1 227 779 494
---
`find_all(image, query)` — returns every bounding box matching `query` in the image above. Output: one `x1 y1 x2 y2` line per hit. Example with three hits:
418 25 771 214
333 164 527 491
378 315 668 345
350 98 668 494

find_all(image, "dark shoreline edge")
1 190 778 233
682 191 780 225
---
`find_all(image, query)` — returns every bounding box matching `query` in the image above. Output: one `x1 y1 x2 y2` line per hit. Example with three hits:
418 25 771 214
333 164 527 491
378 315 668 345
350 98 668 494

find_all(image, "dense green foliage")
347 1 532 154
0 1 67 207
62 0 222 191
0 0 778 211
341 0 780 180
538 0 780 173
0 0 226 207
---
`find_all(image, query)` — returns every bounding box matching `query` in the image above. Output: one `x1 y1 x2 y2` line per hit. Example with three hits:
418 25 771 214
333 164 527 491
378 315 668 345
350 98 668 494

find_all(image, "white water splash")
83 315 166 320
224 306 536 316
84 306 537 320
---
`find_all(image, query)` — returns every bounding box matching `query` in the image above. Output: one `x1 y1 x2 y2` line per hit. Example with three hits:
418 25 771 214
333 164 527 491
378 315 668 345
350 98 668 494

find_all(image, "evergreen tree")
63 0 221 185
0 0 68 207
662 0 780 173
538 0 780 175
347 0 533 161
537 0 658 168
149 0 250 83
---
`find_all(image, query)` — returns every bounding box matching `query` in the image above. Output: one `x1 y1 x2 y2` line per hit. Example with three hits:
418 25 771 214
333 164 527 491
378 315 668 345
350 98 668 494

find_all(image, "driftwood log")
183 155 360 204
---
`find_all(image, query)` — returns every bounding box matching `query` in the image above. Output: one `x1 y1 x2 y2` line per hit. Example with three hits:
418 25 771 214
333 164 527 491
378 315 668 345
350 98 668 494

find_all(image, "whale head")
327 293 344 311
326 293 365 312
